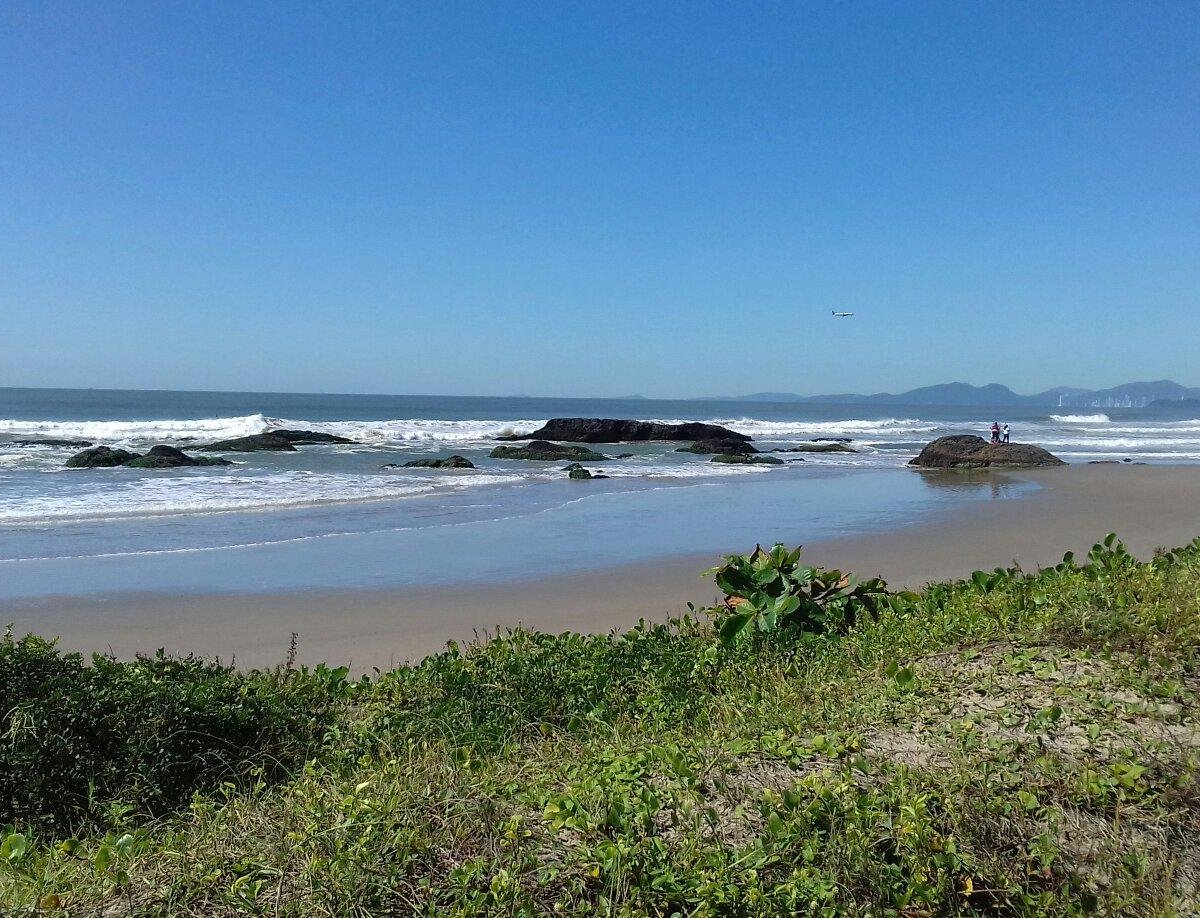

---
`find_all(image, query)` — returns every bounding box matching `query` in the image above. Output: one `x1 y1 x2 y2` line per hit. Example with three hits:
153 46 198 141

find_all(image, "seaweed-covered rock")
909 435 1066 469
710 454 784 465
400 456 475 469
563 463 608 480
64 447 141 468
499 419 751 444
677 439 759 456
123 445 233 469
490 441 608 461
268 429 355 445
198 434 298 452
769 443 856 453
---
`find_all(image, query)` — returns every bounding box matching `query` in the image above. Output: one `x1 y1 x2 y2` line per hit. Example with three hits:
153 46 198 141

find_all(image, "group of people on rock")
990 421 1010 444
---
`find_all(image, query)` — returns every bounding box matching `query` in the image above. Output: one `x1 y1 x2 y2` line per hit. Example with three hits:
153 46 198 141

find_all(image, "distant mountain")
737 392 810 402
733 381 1200 409
1149 397 1200 409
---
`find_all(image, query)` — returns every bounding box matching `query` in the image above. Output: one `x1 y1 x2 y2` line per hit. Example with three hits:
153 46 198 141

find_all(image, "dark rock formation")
268 429 355 445
199 434 298 452
710 454 784 465
199 430 353 450
399 455 475 469
67 444 234 469
909 435 1066 469
499 418 751 444
563 463 608 479
768 443 856 453
64 446 141 468
489 441 608 461
812 437 853 443
676 439 759 456
123 445 233 468
14 438 94 448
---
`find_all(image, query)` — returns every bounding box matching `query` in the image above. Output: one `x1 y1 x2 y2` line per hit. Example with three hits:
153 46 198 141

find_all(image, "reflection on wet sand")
912 469 1028 499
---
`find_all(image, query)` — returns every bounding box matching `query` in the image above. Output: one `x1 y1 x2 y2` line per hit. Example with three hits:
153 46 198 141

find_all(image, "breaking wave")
0 414 272 444
704 417 939 441
1050 414 1111 424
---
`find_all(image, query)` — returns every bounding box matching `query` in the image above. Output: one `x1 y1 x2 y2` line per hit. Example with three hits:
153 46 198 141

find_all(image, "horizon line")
0 379 1195 403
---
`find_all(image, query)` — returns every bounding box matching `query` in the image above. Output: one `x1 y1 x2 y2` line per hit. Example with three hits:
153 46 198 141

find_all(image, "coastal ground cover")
2 537 1198 915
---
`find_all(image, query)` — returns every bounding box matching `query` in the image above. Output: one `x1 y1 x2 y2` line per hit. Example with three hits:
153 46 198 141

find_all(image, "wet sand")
7 464 1200 671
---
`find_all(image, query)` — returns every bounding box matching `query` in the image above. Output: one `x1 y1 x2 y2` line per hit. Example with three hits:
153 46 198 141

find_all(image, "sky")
1 1 1197 399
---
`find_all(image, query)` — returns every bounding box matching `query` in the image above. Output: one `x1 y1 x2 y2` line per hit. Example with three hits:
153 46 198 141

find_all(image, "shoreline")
6 463 1200 671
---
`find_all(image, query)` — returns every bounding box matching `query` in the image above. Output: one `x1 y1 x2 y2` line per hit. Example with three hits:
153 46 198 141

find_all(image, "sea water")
2 388 1197 600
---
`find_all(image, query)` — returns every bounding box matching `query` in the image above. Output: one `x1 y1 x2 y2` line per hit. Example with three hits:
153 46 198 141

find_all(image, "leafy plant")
710 543 903 643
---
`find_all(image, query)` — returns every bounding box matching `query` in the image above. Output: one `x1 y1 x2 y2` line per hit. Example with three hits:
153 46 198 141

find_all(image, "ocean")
2 387 1198 600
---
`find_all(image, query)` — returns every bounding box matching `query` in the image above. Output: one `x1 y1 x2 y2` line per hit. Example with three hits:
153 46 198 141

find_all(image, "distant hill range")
736 381 1200 409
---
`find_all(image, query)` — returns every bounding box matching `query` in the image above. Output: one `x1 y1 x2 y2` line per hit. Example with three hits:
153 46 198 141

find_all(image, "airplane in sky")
831 310 855 317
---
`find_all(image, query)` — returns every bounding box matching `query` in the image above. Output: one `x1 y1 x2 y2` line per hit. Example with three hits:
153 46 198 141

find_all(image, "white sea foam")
0 470 525 524
0 416 554 447
705 417 939 440
0 452 789 524
270 418 550 444
1050 414 1111 424
0 414 271 444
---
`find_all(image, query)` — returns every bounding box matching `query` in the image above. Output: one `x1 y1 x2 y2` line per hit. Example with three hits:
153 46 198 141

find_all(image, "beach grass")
2 537 1199 915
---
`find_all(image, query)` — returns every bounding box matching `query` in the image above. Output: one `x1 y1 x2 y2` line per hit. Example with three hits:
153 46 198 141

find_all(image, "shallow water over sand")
0 466 1034 599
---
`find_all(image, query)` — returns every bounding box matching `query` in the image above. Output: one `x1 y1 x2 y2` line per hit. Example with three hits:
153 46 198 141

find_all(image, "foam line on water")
0 480 724 563
0 471 528 524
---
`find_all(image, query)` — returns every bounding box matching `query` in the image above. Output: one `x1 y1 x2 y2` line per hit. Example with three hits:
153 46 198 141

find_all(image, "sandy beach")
7 463 1200 671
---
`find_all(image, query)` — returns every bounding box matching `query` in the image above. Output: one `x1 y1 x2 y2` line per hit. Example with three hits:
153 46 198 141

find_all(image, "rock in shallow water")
124 445 232 468
64 446 141 468
15 438 94 448
65 445 232 469
768 442 856 453
499 418 751 444
909 435 1066 469
198 433 298 452
490 441 608 461
677 438 759 455
562 462 608 479
710 454 784 465
397 455 475 469
268 429 355 445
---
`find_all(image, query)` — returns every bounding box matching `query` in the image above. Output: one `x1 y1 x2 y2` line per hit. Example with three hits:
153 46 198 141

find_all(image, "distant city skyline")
1 2 1197 398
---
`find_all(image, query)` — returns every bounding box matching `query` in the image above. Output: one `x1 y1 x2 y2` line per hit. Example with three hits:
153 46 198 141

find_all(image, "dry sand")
7 464 1200 671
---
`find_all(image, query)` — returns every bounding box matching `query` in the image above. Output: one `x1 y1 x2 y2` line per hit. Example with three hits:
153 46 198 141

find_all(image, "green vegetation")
2 536 1199 915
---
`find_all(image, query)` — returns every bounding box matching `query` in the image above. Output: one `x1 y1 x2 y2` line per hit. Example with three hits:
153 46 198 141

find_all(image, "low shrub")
366 617 722 749
0 633 348 834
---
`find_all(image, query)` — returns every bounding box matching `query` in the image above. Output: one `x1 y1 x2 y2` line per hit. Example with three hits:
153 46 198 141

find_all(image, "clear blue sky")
2 1 1197 398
